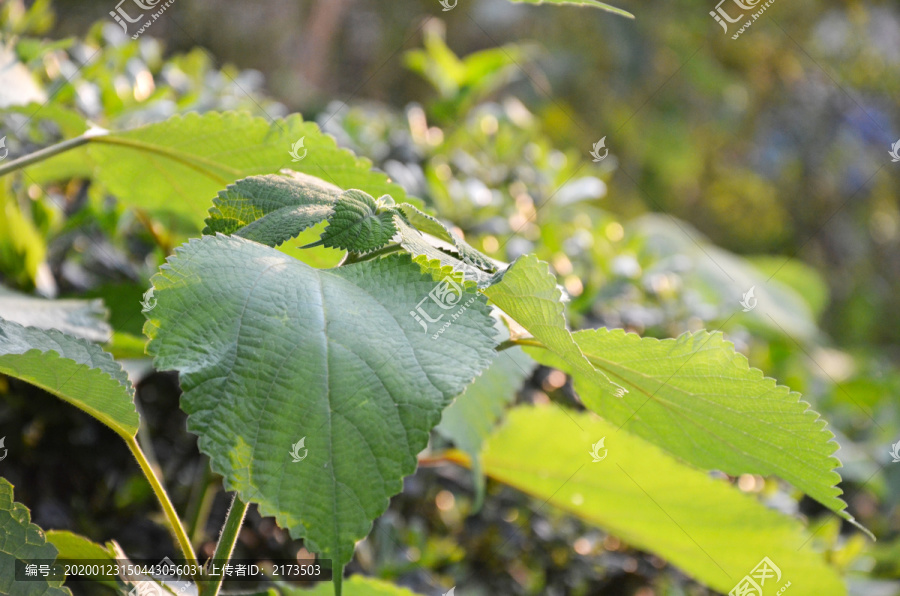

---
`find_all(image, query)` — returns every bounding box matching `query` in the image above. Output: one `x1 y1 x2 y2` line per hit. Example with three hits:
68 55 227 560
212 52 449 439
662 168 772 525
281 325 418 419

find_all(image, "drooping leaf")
436 345 535 509
45 531 120 589
396 218 497 288
506 0 634 19
45 531 117 561
204 172 341 246
144 235 496 577
0 478 71 596
482 406 846 595
0 317 139 439
528 327 861 533
28 112 414 224
319 190 398 253
0 285 111 343
396 203 497 273
482 254 624 396
285 575 422 596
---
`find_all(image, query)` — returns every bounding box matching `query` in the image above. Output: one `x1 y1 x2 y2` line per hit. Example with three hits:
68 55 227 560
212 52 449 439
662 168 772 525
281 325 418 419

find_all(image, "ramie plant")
0 154 869 596
0 3 870 596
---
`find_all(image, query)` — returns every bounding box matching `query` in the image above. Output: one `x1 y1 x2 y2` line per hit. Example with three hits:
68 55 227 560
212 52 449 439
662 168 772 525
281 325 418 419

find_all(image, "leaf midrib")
577 349 839 496
92 136 239 185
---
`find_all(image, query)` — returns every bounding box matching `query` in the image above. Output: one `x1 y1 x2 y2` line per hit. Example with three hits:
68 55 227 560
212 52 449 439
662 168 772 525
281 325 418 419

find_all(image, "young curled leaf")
317 190 400 253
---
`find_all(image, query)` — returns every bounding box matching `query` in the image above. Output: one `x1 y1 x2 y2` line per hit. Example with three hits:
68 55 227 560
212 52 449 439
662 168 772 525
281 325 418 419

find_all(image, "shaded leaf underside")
0 317 139 438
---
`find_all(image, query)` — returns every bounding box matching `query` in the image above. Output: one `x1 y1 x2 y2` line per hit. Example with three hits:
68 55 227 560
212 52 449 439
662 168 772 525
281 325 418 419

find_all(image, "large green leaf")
506 0 634 19
204 172 341 246
0 478 70 596
144 235 497 579
482 255 624 396
28 112 413 223
528 327 860 532
482 406 846 596
0 317 139 439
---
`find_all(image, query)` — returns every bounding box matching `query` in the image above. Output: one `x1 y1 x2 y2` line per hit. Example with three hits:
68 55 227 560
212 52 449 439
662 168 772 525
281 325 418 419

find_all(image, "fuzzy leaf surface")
529 328 856 530
319 190 398 253
0 479 70 596
144 235 497 572
204 172 341 246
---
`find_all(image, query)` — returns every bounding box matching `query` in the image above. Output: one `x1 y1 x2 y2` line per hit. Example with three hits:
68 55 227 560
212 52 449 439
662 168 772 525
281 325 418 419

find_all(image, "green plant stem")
125 436 197 567
496 337 545 352
340 243 404 265
201 494 249 596
0 129 107 177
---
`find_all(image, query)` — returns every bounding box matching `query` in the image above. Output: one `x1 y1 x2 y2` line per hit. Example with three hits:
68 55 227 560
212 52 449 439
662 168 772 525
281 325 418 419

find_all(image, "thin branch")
496 337 545 352
125 436 197 567
339 243 404 265
0 128 108 178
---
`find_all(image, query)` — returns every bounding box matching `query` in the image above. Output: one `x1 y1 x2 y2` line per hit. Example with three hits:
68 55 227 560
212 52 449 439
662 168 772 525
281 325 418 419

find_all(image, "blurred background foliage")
0 0 898 594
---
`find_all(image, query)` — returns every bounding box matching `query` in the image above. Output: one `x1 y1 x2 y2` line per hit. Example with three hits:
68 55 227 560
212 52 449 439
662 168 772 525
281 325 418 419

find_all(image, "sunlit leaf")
529 327 862 532
27 112 414 225
482 254 624 396
483 406 846 595
205 171 341 247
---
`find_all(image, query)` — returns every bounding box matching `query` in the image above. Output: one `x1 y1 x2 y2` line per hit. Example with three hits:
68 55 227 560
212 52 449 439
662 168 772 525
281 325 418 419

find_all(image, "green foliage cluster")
1 2 897 596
